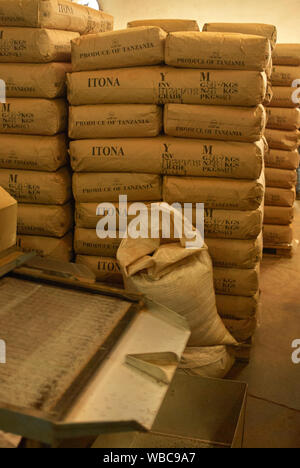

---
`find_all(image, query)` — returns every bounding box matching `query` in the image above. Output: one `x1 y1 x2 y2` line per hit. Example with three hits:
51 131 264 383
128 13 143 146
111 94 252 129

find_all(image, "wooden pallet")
263 243 294 258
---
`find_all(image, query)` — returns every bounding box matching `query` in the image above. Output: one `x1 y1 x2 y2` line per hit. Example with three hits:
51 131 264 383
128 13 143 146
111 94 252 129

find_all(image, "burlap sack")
223 317 257 342
165 32 271 72
67 66 267 107
213 264 260 297
0 167 72 205
127 19 199 33
73 173 162 203
265 186 296 207
0 0 114 34
273 44 300 66
0 134 67 171
266 107 300 131
17 203 73 237
117 236 236 347
268 87 299 108
205 206 263 240
0 99 67 136
265 167 297 189
76 255 123 284
0 186 17 253
164 103 266 142
265 128 300 151
74 228 121 257
178 346 235 379
263 224 293 245
272 65 300 87
265 148 299 170
264 206 294 225
0 27 79 63
216 292 260 320
163 173 265 210
203 23 277 49
17 232 73 262
206 234 263 269
70 136 264 180
0 63 72 99
71 27 166 72
69 104 162 139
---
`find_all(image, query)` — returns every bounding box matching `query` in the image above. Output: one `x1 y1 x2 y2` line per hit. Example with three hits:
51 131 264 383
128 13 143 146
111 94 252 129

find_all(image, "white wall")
101 0 300 43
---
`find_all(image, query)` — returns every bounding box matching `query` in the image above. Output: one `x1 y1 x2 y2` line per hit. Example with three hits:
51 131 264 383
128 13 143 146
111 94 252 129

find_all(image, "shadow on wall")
101 0 300 41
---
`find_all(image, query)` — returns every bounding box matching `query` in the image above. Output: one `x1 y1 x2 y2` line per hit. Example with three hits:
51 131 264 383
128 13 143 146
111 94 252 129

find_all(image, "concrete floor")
228 200 300 448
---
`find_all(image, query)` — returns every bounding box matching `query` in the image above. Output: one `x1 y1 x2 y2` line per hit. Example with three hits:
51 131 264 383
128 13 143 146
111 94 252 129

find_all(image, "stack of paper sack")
0 0 113 261
264 44 300 253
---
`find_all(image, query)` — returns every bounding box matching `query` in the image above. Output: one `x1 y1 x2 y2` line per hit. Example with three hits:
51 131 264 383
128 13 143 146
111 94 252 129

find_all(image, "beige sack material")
0 186 17 253
70 136 264 180
264 206 294 226
0 0 113 34
0 99 67 136
272 65 300 87
17 232 73 262
165 32 271 72
0 167 71 205
69 104 162 140
268 87 299 108
205 207 263 240
117 237 236 347
263 224 293 245
178 346 235 379
67 66 267 107
216 293 260 320
164 104 266 142
0 134 67 171
266 107 300 131
163 173 265 211
265 167 297 189
73 173 162 203
127 19 199 33
76 255 123 284
71 27 166 72
223 317 257 342
214 264 260 297
265 186 296 208
0 27 79 63
17 203 73 237
206 235 263 270
74 228 121 257
203 23 277 49
0 63 72 99
265 148 299 170
273 44 300 66
75 202 263 240
265 128 300 151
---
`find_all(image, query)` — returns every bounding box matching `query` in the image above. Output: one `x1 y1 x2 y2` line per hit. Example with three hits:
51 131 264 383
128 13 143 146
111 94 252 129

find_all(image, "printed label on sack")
0 103 34 130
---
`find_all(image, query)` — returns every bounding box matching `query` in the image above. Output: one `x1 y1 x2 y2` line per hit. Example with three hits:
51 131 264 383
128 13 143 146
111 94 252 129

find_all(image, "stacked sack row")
0 0 113 261
264 43 300 253
67 22 272 354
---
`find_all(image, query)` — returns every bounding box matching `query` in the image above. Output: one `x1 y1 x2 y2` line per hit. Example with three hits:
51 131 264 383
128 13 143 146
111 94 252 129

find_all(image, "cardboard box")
0 63 72 99
0 186 17 253
71 27 166 72
0 0 114 35
203 23 277 49
67 66 267 107
70 136 264 180
0 27 79 63
0 134 67 171
164 103 266 142
127 19 199 33
0 99 67 136
165 32 271 71
69 104 162 139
